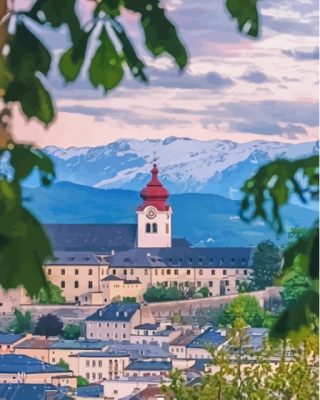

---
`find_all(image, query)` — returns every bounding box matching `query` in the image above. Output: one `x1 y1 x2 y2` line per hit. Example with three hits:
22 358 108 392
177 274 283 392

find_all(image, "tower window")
152 223 158 233
166 224 169 234
146 223 151 233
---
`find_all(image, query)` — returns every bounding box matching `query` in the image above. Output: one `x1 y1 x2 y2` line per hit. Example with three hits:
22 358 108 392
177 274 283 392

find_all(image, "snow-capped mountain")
43 137 318 199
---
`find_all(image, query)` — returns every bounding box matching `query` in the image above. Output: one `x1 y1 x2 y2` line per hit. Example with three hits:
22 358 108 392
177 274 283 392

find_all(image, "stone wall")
0 287 282 329
148 287 282 318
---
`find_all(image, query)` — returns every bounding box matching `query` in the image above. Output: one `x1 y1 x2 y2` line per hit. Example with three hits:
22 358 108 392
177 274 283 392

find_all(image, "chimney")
99 310 103 317
111 250 115 256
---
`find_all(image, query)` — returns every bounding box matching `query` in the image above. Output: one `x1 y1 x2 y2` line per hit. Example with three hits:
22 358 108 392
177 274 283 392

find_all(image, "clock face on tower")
146 207 157 219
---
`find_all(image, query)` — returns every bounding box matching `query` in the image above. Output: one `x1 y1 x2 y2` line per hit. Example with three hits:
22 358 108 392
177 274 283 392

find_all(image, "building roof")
51 339 111 350
247 328 268 350
0 354 69 374
0 333 24 345
69 351 129 358
124 279 142 285
187 328 228 349
44 224 137 252
46 251 108 266
170 331 197 346
75 384 103 398
0 384 63 400
134 323 160 330
108 343 172 359
14 338 57 349
137 164 170 212
130 385 164 400
187 358 212 372
125 360 172 371
102 274 123 281
85 303 140 322
108 247 253 268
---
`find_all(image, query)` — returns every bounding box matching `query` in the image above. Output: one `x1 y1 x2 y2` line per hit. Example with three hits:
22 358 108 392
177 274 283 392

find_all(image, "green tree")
122 297 137 303
34 314 63 338
240 155 318 340
144 285 185 302
38 282 65 304
252 240 282 290
218 295 265 328
198 287 210 298
281 261 313 308
77 376 89 387
0 0 261 298
62 324 81 340
57 359 69 370
10 309 32 333
162 327 319 399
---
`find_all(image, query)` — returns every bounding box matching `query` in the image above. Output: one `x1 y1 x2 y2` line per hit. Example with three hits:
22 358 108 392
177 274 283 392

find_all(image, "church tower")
137 163 172 248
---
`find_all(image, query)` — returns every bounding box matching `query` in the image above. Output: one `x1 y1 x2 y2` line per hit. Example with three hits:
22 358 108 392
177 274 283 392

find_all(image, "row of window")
48 267 247 276
86 372 103 380
60 281 93 289
88 332 127 339
48 268 94 275
112 269 248 276
85 359 124 368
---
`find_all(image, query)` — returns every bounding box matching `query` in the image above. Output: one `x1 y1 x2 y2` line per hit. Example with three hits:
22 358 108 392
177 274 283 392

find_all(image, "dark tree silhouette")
252 240 282 290
34 314 63 338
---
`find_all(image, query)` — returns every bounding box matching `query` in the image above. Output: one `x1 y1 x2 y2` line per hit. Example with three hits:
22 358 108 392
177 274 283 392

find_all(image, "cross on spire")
152 151 159 164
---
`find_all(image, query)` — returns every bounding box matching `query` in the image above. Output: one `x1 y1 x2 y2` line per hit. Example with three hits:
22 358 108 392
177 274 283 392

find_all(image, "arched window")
146 223 151 233
152 223 158 233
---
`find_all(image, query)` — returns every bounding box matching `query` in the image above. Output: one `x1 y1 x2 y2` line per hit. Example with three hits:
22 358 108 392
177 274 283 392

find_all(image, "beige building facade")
69 352 130 382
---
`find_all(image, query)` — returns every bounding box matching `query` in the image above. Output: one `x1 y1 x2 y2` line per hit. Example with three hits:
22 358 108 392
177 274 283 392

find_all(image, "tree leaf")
26 0 82 45
226 0 259 37
111 22 148 83
270 290 319 342
4 76 54 126
89 27 124 92
124 0 188 70
59 30 91 82
94 0 122 17
9 144 55 184
7 22 51 80
0 207 51 297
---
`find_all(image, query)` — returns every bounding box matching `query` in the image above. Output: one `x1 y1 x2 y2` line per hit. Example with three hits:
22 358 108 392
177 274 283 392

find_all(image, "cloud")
240 71 272 84
195 99 318 138
282 47 319 60
58 105 189 128
146 67 234 90
230 121 308 139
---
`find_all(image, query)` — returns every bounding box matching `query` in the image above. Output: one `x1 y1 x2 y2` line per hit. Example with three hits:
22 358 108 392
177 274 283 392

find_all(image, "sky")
12 0 319 148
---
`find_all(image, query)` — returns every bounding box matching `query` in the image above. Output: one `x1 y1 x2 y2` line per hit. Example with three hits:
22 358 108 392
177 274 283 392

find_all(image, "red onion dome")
137 164 170 211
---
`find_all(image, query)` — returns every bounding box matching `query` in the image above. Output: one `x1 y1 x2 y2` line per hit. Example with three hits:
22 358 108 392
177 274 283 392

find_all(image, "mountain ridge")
23 181 317 247
39 137 318 200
